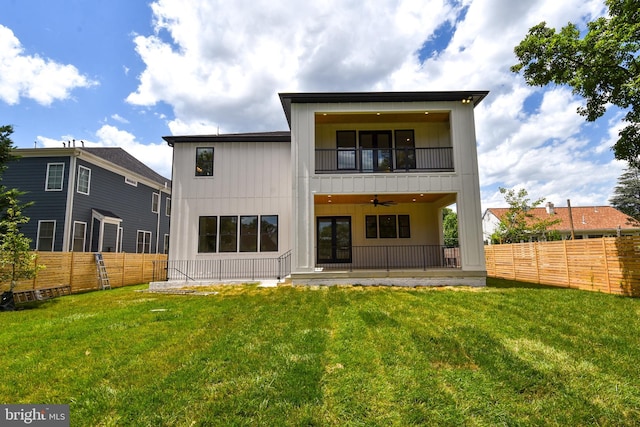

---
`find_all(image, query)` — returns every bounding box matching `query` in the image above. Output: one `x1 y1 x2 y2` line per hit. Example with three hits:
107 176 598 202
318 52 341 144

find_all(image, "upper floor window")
77 166 91 195
195 147 214 176
125 177 138 186
152 193 160 213
45 163 65 191
166 198 171 217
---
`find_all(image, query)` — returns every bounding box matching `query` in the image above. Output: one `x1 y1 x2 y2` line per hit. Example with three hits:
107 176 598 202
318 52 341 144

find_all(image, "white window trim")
136 230 152 254
125 177 138 186
45 163 65 192
76 165 91 195
152 192 160 214
165 197 171 217
72 221 87 252
36 220 56 251
164 234 170 254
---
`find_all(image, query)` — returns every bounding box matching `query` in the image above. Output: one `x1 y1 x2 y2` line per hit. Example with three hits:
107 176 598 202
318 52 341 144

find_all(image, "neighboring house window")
166 198 171 217
77 166 91 195
164 234 170 254
195 147 214 176
72 221 87 252
198 216 217 253
37 220 56 251
260 215 278 252
45 163 65 191
367 215 411 239
136 230 152 253
152 193 160 213
219 216 238 252
240 216 258 252
125 177 138 186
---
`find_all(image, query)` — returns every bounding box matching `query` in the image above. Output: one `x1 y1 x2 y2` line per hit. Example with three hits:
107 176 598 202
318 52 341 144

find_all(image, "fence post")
534 242 540 284
563 240 570 288
510 244 516 280
602 238 611 294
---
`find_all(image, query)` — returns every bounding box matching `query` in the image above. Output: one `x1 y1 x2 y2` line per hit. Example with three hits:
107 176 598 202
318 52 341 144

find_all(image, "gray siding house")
2 147 171 253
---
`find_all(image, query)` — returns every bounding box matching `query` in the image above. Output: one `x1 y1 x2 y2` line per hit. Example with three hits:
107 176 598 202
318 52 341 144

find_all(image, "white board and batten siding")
169 140 292 260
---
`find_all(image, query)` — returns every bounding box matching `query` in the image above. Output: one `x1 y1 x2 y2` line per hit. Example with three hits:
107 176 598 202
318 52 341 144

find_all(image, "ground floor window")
198 217 217 253
72 221 87 252
365 215 410 239
197 215 278 253
37 220 56 251
136 230 152 253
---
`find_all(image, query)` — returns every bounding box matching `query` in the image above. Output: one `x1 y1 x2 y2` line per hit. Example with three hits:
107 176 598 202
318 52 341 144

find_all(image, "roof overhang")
279 90 490 126
163 131 291 146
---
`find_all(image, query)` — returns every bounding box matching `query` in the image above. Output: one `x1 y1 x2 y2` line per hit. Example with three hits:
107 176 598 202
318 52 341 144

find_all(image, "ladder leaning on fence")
94 253 111 290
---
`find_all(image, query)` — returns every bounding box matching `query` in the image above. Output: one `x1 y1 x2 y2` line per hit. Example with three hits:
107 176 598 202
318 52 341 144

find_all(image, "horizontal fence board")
2 252 168 294
485 236 640 296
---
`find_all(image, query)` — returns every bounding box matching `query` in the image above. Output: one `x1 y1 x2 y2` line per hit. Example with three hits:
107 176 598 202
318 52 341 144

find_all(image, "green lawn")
1 279 639 426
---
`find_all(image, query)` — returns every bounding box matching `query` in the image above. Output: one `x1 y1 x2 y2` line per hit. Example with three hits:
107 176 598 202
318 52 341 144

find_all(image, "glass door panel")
317 217 352 263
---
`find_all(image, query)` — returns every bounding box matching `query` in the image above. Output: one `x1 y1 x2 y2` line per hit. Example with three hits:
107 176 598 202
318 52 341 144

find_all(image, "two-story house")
163 91 488 286
2 146 171 253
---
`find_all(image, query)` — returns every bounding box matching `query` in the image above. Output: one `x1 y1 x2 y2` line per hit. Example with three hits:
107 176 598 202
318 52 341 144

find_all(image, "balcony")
315 147 453 173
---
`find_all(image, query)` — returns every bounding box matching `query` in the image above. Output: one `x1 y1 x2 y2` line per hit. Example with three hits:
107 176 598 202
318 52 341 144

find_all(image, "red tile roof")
486 206 640 232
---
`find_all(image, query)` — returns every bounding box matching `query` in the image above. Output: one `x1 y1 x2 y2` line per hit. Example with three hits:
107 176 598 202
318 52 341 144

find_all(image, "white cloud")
0 25 97 106
111 114 130 124
38 125 172 179
124 0 620 206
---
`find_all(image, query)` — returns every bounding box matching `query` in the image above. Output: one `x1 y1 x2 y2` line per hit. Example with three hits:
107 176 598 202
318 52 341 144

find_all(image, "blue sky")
0 0 626 210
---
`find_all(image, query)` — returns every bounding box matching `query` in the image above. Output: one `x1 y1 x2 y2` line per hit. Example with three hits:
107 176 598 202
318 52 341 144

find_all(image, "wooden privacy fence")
485 236 640 296
5 252 168 294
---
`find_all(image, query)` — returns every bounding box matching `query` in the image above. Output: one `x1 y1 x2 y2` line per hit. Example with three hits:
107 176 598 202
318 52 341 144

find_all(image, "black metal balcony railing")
315 147 454 173
316 245 460 271
152 251 292 282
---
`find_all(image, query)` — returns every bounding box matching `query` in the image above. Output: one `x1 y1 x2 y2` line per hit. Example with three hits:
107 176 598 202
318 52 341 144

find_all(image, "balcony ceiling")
315 112 449 125
314 193 450 205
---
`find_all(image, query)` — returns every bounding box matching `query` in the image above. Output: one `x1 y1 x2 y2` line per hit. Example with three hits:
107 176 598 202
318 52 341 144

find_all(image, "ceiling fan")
371 195 396 207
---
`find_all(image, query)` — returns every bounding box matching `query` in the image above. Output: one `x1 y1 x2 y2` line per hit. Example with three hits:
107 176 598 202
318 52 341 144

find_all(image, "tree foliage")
610 165 640 222
491 187 561 244
0 125 42 290
442 207 458 247
0 189 41 290
511 0 640 167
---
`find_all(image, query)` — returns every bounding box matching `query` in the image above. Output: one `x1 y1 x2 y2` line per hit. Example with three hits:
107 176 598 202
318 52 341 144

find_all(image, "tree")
610 165 640 222
0 126 43 293
511 0 640 167
491 187 561 244
442 207 458 246
0 189 41 290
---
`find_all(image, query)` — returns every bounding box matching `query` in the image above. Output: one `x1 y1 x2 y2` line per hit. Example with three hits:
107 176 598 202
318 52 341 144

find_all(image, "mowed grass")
1 279 640 426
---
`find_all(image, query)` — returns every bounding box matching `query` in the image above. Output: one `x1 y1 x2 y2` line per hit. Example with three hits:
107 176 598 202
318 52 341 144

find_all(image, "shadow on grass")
486 277 565 290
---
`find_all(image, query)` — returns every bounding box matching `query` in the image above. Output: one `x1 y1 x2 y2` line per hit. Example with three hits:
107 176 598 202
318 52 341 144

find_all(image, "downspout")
63 151 78 251
155 185 164 254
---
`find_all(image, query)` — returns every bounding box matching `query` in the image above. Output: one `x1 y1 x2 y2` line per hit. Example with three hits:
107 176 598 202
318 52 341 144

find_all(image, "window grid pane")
219 216 238 252
260 215 278 252
46 164 64 191
198 216 217 253
195 147 214 176
240 216 258 252
77 166 90 194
